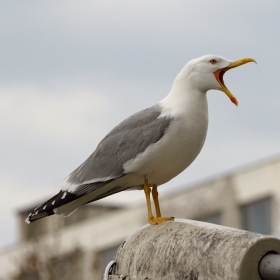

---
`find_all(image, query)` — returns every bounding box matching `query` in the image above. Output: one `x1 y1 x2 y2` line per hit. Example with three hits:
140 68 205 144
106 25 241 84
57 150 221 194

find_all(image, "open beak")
214 58 256 106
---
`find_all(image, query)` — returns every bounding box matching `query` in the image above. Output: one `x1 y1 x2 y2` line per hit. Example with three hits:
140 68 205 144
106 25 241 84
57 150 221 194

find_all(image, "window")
199 213 222 225
240 197 272 234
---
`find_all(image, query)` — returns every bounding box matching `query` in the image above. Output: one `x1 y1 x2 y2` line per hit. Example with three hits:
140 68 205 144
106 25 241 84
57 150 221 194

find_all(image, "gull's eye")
209 59 217 65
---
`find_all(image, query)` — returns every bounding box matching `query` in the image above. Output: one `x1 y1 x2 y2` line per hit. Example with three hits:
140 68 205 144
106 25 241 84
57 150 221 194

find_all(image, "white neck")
159 76 208 118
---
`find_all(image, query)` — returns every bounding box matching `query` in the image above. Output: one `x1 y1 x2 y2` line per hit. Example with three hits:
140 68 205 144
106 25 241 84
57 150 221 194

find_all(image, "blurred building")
0 156 280 279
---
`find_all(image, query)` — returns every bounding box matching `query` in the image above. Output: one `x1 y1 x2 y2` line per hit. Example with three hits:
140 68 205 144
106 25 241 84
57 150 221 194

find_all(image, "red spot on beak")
230 96 238 106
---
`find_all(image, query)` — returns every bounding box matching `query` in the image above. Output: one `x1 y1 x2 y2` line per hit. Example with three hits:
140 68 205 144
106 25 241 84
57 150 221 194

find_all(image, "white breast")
123 89 208 187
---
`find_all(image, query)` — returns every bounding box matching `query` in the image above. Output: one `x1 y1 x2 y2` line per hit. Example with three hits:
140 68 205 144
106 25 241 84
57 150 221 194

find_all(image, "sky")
1 1 280 247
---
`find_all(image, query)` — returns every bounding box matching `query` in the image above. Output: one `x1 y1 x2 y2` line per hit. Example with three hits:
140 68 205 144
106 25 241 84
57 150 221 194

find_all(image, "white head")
174 54 256 106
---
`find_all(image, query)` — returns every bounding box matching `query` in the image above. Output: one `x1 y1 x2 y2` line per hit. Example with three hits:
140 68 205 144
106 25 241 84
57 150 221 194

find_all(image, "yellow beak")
214 58 257 106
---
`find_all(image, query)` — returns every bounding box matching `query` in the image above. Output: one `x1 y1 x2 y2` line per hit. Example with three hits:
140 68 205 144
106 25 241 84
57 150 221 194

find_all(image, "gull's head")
177 55 256 106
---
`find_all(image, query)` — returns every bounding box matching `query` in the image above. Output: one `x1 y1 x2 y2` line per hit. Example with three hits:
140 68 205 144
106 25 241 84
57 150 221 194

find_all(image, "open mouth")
214 68 228 89
214 58 256 106
214 67 238 106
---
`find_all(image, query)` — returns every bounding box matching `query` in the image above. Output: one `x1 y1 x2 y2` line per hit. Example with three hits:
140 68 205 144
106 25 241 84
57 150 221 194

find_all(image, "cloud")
0 83 111 143
1 1 278 84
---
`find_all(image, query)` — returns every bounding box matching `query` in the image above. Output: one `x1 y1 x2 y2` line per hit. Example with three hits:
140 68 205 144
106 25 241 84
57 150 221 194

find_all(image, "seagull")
25 55 256 225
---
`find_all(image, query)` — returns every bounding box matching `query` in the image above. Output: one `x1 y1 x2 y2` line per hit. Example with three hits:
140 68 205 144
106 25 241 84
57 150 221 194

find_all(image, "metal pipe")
259 254 280 280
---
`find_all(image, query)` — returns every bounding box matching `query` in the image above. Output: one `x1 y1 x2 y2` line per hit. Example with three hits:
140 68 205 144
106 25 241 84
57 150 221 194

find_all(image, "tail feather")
53 200 81 217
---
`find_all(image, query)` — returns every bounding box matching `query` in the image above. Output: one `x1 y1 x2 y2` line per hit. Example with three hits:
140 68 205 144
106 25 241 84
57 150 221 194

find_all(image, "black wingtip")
25 190 80 224
25 191 64 224
25 210 54 224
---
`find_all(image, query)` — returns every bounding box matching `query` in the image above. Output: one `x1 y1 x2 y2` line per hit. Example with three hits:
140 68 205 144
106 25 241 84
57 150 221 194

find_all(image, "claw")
148 216 174 225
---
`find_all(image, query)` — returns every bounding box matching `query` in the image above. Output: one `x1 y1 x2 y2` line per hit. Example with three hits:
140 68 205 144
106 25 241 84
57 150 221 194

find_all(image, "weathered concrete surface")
110 219 280 280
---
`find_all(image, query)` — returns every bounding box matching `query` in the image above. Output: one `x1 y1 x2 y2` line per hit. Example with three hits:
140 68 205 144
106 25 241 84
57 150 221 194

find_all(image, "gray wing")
25 104 173 223
66 104 173 194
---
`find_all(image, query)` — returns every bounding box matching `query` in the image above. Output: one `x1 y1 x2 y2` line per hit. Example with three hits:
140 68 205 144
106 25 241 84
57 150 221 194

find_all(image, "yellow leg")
152 184 161 217
144 179 174 225
144 179 154 223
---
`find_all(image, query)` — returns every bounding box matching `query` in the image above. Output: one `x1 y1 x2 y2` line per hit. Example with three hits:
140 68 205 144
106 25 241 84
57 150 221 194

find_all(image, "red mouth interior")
214 68 228 88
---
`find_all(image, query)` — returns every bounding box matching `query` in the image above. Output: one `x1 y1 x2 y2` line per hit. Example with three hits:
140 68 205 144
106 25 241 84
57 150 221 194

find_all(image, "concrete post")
107 219 280 280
